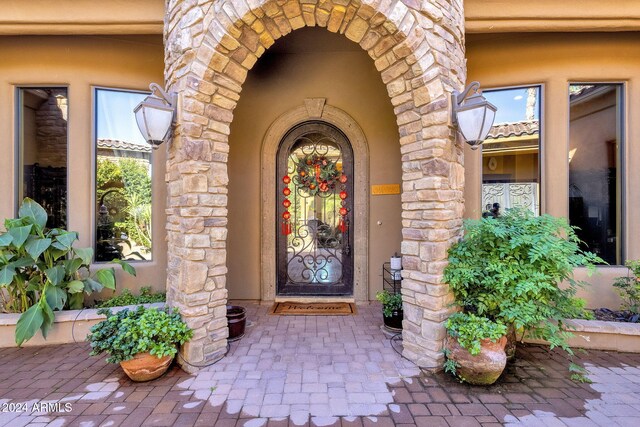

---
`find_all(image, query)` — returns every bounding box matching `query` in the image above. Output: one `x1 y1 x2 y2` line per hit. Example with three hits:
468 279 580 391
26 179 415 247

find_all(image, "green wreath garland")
296 154 341 195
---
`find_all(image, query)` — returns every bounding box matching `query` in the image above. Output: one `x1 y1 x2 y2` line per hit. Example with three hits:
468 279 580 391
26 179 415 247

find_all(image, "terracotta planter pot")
383 309 403 331
119 352 173 382
445 335 507 385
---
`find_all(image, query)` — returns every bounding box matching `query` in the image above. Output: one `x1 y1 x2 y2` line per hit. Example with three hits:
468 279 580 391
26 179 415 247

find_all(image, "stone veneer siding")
164 0 467 372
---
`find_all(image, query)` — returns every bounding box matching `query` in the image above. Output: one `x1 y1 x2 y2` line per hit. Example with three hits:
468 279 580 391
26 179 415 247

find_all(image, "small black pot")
383 309 403 331
227 305 246 341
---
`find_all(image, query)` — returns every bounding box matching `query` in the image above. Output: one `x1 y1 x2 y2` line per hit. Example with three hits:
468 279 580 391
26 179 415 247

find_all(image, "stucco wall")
0 35 166 297
227 28 401 301
466 32 640 309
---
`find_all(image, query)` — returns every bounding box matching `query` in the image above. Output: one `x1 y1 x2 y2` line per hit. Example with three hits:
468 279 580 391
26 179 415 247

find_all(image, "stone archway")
164 0 466 372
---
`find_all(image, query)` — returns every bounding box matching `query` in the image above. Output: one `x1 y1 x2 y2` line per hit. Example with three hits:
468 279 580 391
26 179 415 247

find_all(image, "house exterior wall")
0 35 166 297
0 0 638 370
465 32 640 309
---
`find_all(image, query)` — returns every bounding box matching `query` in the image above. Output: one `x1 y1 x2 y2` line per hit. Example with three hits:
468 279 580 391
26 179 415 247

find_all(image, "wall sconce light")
451 81 497 150
134 83 177 148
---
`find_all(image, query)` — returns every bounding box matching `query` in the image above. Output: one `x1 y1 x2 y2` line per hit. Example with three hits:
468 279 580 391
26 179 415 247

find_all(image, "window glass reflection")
481 86 541 217
95 88 152 262
19 87 68 229
569 84 623 265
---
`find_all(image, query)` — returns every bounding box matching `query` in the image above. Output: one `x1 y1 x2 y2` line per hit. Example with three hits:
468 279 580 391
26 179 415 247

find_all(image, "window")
481 86 541 217
569 84 623 265
94 88 152 262
17 87 69 229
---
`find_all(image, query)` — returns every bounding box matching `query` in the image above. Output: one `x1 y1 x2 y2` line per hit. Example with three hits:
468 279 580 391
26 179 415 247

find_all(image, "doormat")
269 302 357 316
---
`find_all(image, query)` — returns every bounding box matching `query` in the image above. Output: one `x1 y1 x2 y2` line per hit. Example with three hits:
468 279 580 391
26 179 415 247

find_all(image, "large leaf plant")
0 198 136 346
444 207 602 355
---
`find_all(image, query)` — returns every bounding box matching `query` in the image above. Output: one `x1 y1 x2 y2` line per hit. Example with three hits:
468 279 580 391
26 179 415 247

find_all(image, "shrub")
444 208 602 354
88 306 192 364
613 260 640 314
445 312 507 356
97 286 166 308
0 198 135 345
375 290 403 317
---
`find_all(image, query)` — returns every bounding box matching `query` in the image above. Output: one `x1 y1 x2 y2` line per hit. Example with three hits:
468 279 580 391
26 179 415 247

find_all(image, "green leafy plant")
0 198 136 346
444 208 602 356
445 312 507 356
88 306 193 364
569 362 592 383
97 286 166 308
613 260 640 314
442 348 458 376
375 290 403 317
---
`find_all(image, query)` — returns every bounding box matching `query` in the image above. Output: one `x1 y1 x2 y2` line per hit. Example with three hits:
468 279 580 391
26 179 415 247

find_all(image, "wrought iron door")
276 122 354 296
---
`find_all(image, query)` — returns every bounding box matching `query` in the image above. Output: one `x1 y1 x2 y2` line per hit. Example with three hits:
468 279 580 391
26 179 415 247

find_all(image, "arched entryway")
164 0 467 372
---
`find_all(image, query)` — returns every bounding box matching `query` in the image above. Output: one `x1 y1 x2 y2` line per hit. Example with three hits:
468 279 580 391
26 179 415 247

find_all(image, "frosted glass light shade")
453 82 497 149
134 86 175 148
457 102 497 147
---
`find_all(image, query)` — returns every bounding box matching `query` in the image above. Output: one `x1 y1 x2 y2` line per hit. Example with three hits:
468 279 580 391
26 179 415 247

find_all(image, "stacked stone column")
164 0 466 371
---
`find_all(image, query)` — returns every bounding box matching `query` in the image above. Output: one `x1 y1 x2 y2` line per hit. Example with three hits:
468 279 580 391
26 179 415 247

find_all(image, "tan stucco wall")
0 35 166 296
0 0 163 35
227 30 402 301
466 32 640 309
465 0 640 33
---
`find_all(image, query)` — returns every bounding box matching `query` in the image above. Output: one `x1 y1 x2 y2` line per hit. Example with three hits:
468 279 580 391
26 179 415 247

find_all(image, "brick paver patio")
1 303 640 426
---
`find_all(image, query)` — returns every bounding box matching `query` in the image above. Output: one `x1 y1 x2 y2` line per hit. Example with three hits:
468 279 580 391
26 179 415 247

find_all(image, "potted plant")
376 290 403 330
444 208 602 363
0 198 135 346
444 312 507 385
88 305 193 382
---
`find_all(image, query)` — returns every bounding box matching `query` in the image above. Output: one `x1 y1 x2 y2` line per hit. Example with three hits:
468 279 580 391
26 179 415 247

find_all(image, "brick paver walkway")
1 303 640 426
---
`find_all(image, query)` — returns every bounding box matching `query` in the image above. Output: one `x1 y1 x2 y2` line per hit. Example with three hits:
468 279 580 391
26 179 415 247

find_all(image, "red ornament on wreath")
296 154 341 194
282 210 292 235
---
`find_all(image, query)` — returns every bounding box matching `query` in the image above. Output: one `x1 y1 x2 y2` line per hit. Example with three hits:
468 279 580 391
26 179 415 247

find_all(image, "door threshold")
274 296 355 303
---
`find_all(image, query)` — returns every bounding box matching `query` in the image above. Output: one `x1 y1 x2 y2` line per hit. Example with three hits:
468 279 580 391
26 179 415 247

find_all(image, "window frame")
14 84 70 224
567 81 626 266
479 83 545 216
91 85 153 264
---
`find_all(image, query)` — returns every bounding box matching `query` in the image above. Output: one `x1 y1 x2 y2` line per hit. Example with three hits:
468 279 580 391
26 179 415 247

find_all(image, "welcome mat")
269 301 357 316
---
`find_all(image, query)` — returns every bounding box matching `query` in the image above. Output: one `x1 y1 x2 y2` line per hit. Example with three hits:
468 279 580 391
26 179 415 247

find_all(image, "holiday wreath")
296 154 342 195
